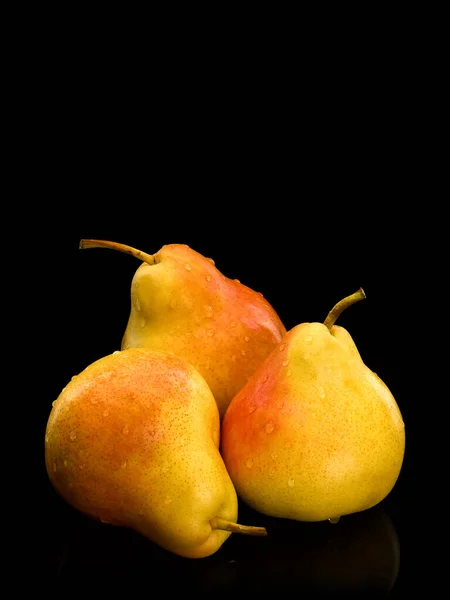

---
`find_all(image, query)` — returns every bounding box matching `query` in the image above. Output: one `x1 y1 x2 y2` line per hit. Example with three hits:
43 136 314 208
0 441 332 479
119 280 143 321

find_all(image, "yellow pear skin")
45 348 266 558
79 239 286 418
221 289 405 523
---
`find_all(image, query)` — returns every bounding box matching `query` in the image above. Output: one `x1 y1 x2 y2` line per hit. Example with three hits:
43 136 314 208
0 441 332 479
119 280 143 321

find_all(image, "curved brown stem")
323 288 366 330
79 239 155 265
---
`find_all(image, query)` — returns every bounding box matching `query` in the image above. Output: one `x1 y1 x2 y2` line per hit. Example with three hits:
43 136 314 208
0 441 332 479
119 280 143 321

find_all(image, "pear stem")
210 517 267 537
79 239 156 265
323 288 366 330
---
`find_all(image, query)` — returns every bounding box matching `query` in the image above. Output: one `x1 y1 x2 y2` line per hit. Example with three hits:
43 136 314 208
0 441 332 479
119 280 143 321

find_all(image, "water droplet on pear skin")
205 274 211 282
122 425 129 435
135 298 141 312
45 435 49 444
305 335 313 342
244 336 250 342
234 279 240 283
121 461 127 469
246 458 254 469
241 349 246 356
318 386 326 398
288 478 295 487
265 423 274 434
185 263 192 271
207 258 215 265
286 370 292 377
71 375 78 381
248 404 256 414
70 431 77 441
329 517 340 524
262 374 269 383
271 452 278 460
140 318 146 328
103 409 110 417
279 344 286 352
113 350 121 355
164 497 172 505
205 305 213 318
282 359 289 366
52 400 56 407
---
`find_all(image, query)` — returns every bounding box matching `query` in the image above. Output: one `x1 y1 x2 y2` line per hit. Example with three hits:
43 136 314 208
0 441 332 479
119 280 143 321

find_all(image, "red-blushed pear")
221 289 405 523
45 348 266 559
79 239 286 418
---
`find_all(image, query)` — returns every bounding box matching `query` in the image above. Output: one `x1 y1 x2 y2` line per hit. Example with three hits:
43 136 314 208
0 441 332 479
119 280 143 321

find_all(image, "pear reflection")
49 503 399 595
229 503 400 595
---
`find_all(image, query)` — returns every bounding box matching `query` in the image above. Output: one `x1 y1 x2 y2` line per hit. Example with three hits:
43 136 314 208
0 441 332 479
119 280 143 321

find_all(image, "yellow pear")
221 289 405 522
45 348 266 558
79 239 286 418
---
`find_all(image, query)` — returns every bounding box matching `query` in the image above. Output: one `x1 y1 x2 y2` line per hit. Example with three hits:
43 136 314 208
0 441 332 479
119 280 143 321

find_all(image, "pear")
221 289 405 523
45 348 266 559
79 239 286 418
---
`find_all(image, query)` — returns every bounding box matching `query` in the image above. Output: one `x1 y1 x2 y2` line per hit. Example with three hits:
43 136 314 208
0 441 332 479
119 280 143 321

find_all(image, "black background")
17 20 440 597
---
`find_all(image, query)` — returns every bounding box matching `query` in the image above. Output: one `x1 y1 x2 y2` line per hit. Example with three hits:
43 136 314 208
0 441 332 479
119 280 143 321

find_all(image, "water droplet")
230 321 237 328
79 464 85 470
205 274 211 282
329 517 340 524
241 349 246 356
305 335 313 342
286 370 292 377
121 461 127 469
207 328 215 337
113 350 121 355
53 463 57 472
64 460 68 468
265 423 274 434
185 263 192 271
164 497 172 505
70 431 77 441
170 299 177 309
71 375 78 381
304 351 311 359
207 258 215 265
244 336 250 342
248 404 256 414
140 318 146 328
271 452 278 460
282 359 289 367
262 374 269 383
258 292 264 297
90 397 98 404
288 478 295 487
205 305 213 318
103 409 110 417
269 469 275 476
246 458 253 469
135 298 141 311
318 386 326 398
45 435 49 443
123 425 129 435
234 279 240 283
52 400 56 407
279 344 286 352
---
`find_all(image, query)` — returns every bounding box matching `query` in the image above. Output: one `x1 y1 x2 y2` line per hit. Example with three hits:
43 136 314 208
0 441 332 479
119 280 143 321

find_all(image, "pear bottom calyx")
210 517 267 536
